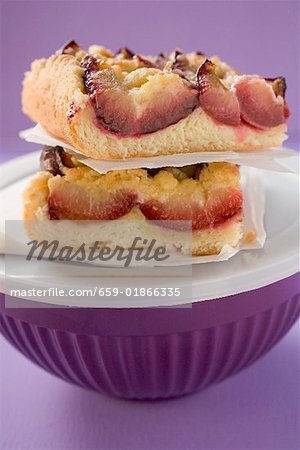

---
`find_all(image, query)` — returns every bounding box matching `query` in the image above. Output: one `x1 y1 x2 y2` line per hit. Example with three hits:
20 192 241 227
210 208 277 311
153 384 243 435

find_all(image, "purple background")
0 1 299 449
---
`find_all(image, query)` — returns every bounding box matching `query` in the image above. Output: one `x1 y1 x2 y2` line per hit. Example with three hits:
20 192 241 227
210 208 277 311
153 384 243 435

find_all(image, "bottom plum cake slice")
23 147 244 256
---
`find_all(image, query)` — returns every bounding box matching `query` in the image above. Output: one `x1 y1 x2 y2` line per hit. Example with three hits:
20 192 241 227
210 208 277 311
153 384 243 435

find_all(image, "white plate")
0 151 299 308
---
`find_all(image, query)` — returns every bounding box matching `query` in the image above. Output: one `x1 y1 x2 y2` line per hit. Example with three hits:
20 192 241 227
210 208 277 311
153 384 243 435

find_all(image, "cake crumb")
243 229 257 244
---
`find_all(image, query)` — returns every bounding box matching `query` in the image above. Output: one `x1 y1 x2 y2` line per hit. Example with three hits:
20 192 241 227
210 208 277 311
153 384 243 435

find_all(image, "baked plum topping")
265 76 287 98
40 146 71 176
136 86 198 134
146 164 206 180
155 52 169 70
172 50 184 68
114 47 135 59
265 77 290 119
81 55 99 71
170 50 195 82
93 85 198 135
235 77 287 129
57 40 80 56
172 50 189 71
44 155 240 227
76 49 289 133
82 56 198 135
48 186 137 220
196 60 241 126
135 55 156 68
139 188 243 231
81 55 105 94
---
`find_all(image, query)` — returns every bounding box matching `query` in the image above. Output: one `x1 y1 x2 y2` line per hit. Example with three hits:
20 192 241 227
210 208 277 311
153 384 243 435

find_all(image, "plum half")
81 56 199 135
74 46 289 134
196 59 241 126
235 77 288 129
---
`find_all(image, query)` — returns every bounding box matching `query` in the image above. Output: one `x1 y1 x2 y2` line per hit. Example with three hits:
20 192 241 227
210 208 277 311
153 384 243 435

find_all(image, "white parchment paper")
20 124 297 174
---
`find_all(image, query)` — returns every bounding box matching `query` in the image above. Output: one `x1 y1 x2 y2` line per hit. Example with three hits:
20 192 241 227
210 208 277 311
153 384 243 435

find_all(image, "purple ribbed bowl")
0 273 299 400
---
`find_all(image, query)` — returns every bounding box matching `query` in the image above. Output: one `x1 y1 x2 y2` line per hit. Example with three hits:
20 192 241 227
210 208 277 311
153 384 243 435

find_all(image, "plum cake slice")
23 147 244 256
22 41 289 160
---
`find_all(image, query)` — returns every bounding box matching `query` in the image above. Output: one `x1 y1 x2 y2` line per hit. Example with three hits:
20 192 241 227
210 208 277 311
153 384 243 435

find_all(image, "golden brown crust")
23 171 52 220
22 51 287 160
22 54 86 141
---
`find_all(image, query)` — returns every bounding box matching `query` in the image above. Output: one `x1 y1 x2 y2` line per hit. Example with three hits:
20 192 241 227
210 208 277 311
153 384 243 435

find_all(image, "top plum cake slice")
22 40 290 159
